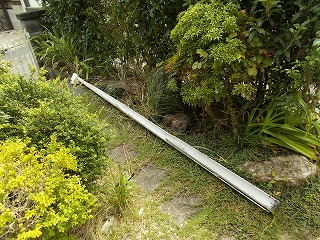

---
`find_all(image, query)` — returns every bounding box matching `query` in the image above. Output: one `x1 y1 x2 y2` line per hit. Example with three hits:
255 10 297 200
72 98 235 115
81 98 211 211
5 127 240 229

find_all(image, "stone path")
108 144 138 165
133 163 167 192
108 144 203 227
158 194 202 227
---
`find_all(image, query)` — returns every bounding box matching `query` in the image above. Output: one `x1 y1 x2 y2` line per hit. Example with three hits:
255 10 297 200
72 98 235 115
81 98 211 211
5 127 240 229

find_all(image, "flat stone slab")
109 144 138 165
159 195 202 227
239 155 317 186
133 163 167 192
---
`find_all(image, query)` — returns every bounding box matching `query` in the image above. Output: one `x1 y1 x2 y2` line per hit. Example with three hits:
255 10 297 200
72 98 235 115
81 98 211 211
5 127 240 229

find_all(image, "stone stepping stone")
109 144 138 165
133 163 167 192
239 155 317 186
159 194 202 227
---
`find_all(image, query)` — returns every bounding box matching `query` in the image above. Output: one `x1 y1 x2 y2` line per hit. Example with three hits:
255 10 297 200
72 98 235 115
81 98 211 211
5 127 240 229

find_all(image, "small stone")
104 80 126 98
239 155 317 186
101 215 116 233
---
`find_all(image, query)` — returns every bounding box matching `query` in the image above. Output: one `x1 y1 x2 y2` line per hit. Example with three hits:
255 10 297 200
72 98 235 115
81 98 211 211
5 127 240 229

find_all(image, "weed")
33 28 95 79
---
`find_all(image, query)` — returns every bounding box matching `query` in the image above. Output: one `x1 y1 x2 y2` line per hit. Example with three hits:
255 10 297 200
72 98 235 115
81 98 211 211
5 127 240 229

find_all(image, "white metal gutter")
71 73 280 212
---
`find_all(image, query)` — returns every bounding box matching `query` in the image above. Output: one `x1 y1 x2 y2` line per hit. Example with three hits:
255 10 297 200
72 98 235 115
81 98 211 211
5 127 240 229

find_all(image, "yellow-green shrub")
0 138 97 239
0 58 109 186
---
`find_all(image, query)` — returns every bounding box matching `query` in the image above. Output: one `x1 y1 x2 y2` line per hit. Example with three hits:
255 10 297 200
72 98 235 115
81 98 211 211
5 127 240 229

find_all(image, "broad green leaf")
196 49 208 58
192 62 199 70
229 32 237 38
313 39 320 47
247 67 258 76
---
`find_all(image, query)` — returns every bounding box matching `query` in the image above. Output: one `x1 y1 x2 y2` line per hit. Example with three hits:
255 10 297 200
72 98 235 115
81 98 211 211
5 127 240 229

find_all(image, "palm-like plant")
246 96 320 160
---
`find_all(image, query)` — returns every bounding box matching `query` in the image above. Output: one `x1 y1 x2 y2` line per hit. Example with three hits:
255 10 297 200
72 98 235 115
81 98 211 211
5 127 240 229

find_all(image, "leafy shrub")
40 0 111 58
167 0 246 117
0 139 97 239
240 0 320 109
0 59 109 186
108 0 199 66
167 0 320 143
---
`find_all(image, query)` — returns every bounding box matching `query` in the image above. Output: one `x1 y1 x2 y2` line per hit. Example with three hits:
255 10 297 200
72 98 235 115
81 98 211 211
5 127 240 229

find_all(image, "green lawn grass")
81 91 320 240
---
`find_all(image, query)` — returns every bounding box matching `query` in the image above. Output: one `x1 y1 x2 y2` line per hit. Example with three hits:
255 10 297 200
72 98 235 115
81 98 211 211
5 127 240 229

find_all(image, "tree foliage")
40 0 199 68
167 0 320 115
40 0 111 55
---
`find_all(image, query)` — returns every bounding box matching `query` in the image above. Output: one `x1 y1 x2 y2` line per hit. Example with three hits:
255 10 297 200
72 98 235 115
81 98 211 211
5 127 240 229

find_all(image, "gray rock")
108 144 138 165
159 194 202 227
163 112 190 132
133 163 167 192
239 155 317 186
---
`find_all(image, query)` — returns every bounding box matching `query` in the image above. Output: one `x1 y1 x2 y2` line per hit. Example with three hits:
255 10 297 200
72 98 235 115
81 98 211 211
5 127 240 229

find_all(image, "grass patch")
81 91 320 240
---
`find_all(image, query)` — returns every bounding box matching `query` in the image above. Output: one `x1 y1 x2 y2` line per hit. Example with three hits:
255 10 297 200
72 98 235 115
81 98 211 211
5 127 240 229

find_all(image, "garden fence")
0 30 38 77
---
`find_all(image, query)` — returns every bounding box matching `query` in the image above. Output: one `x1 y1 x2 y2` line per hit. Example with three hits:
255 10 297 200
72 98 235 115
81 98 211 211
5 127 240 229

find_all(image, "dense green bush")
107 0 199 66
40 0 111 57
166 0 320 155
0 59 109 186
168 0 243 117
39 0 199 68
168 0 320 114
0 139 97 239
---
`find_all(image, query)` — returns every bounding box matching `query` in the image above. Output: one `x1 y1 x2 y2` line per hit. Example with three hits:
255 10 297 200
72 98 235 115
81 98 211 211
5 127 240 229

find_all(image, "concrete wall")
29 0 41 7
8 5 24 30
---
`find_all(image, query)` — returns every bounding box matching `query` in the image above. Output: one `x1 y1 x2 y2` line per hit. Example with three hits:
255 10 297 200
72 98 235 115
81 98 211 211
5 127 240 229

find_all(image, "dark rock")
163 112 190 132
239 155 317 186
99 80 126 99
16 10 45 37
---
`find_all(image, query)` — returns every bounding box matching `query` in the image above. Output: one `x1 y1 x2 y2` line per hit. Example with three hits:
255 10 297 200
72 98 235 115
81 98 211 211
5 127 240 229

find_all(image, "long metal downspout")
71 73 280 212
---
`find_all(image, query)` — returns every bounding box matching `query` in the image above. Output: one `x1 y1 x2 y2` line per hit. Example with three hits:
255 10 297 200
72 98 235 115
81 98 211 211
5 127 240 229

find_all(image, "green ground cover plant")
34 29 95 79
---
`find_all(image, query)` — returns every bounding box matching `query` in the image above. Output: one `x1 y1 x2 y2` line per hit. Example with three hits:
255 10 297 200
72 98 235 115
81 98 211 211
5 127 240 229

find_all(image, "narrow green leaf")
264 130 318 159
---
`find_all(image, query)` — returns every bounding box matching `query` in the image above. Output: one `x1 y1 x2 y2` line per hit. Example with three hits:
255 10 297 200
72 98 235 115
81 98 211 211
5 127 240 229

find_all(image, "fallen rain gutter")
71 73 280 212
